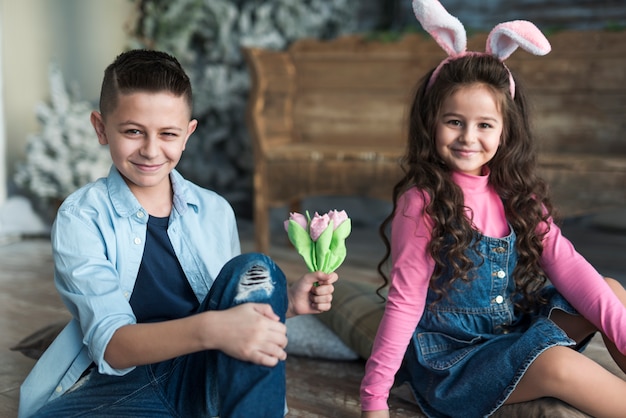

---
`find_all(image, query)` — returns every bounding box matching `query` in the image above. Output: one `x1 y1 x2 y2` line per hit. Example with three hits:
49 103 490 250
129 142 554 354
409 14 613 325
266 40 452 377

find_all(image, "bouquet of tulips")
283 210 351 274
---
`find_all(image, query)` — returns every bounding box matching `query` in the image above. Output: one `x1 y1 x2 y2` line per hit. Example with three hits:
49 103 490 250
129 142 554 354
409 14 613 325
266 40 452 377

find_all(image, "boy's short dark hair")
99 49 193 117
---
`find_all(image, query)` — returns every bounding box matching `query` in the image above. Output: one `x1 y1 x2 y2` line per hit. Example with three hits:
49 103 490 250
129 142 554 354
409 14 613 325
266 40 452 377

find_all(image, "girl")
361 1 626 417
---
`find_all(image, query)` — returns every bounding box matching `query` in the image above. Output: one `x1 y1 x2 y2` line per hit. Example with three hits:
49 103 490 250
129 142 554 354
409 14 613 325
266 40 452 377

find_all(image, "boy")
19 49 337 418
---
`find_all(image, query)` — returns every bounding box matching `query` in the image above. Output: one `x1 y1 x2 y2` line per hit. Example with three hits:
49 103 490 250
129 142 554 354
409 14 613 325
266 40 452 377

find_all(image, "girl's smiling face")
435 83 503 176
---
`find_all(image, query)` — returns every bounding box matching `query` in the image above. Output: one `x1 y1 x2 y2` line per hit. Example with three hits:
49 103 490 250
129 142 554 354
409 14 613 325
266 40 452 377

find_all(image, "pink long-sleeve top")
360 170 626 411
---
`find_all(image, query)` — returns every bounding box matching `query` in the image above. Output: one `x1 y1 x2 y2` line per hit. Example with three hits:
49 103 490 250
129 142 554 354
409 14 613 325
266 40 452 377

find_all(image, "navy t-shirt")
130 215 199 323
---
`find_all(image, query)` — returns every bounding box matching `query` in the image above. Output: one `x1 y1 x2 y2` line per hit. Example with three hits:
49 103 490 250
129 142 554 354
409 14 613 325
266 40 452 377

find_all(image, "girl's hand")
211 303 287 367
286 271 338 317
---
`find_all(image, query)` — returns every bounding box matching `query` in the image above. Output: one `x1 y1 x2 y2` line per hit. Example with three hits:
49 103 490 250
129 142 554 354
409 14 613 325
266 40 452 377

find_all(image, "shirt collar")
451 167 491 194
170 169 199 215
106 165 199 218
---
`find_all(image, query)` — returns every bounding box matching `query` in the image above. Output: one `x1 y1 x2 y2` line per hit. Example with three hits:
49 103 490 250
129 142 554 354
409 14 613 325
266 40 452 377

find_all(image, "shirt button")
496 270 506 279
55 385 63 393
123 291 130 299
137 211 145 218
134 237 141 245
495 295 504 304
494 246 506 253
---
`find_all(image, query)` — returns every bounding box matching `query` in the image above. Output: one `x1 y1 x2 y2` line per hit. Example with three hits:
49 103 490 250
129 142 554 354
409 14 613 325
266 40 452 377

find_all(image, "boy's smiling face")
91 91 197 201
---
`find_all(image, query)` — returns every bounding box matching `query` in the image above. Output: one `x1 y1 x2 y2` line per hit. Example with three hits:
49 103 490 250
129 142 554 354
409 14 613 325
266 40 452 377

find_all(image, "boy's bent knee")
235 263 274 302
225 253 286 303
227 253 275 272
209 253 287 313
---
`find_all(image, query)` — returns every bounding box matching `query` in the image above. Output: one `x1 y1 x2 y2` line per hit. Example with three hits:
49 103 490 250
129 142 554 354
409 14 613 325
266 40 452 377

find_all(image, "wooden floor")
2 211 626 417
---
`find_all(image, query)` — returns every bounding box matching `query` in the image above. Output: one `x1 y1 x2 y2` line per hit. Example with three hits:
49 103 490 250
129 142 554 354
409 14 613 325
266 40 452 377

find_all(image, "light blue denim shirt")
18 166 240 418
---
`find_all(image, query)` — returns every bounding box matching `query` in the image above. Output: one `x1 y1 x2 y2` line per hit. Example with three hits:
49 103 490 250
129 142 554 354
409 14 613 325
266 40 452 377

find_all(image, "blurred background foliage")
127 0 363 216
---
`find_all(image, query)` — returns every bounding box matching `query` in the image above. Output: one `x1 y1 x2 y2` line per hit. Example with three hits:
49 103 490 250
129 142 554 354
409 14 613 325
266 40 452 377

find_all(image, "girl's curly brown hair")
377 54 555 314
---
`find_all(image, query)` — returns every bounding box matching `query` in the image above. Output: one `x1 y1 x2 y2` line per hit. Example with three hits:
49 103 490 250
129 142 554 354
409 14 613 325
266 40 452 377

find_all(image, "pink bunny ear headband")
412 0 551 98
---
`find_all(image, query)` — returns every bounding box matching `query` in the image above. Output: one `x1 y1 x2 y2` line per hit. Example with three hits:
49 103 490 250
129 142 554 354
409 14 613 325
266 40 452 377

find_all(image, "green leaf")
326 219 351 273
332 219 352 241
314 221 334 273
287 220 315 272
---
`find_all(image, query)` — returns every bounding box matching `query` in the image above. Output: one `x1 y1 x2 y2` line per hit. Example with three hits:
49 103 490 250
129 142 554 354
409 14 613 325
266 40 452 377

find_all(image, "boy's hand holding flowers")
284 210 351 316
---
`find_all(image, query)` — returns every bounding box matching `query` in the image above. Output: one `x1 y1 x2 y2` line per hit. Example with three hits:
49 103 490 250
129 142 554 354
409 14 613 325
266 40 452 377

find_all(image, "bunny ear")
412 0 466 56
486 21 551 60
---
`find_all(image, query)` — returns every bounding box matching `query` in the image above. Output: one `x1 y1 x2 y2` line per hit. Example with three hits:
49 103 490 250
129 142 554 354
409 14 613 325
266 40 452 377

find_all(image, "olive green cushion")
317 279 386 360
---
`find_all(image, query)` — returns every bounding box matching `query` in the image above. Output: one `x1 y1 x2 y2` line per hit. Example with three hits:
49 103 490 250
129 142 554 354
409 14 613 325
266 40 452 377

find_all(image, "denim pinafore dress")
400 228 580 418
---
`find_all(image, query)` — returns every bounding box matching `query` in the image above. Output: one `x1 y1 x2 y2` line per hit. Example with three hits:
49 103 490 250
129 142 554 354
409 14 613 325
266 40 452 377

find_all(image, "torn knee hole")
235 265 274 302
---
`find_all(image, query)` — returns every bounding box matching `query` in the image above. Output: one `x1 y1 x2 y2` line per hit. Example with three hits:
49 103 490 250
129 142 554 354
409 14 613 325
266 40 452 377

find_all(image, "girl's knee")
532 346 579 392
510 346 583 404
604 277 625 293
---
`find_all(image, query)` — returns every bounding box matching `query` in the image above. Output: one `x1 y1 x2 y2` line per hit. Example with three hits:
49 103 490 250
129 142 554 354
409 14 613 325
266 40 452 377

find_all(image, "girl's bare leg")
505 345 626 418
599 278 626 372
505 277 626 417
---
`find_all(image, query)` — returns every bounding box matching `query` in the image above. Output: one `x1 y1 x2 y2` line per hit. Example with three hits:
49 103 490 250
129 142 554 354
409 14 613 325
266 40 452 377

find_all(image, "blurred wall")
0 0 135 202
377 0 626 32
1 0 623 209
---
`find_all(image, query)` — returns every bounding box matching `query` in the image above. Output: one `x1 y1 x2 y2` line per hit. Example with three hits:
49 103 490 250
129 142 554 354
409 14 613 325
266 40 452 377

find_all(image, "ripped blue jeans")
32 253 288 418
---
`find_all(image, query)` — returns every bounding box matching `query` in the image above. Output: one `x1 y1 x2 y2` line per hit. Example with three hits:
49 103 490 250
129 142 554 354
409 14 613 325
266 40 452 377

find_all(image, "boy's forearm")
104 312 214 369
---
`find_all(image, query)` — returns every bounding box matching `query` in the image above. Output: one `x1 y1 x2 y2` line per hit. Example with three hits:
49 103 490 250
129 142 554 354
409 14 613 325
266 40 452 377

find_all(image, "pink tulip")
284 212 308 232
327 209 348 230
309 212 330 241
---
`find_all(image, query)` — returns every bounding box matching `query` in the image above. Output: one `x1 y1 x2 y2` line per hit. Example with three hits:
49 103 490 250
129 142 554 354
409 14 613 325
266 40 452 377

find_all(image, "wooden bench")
243 30 626 253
